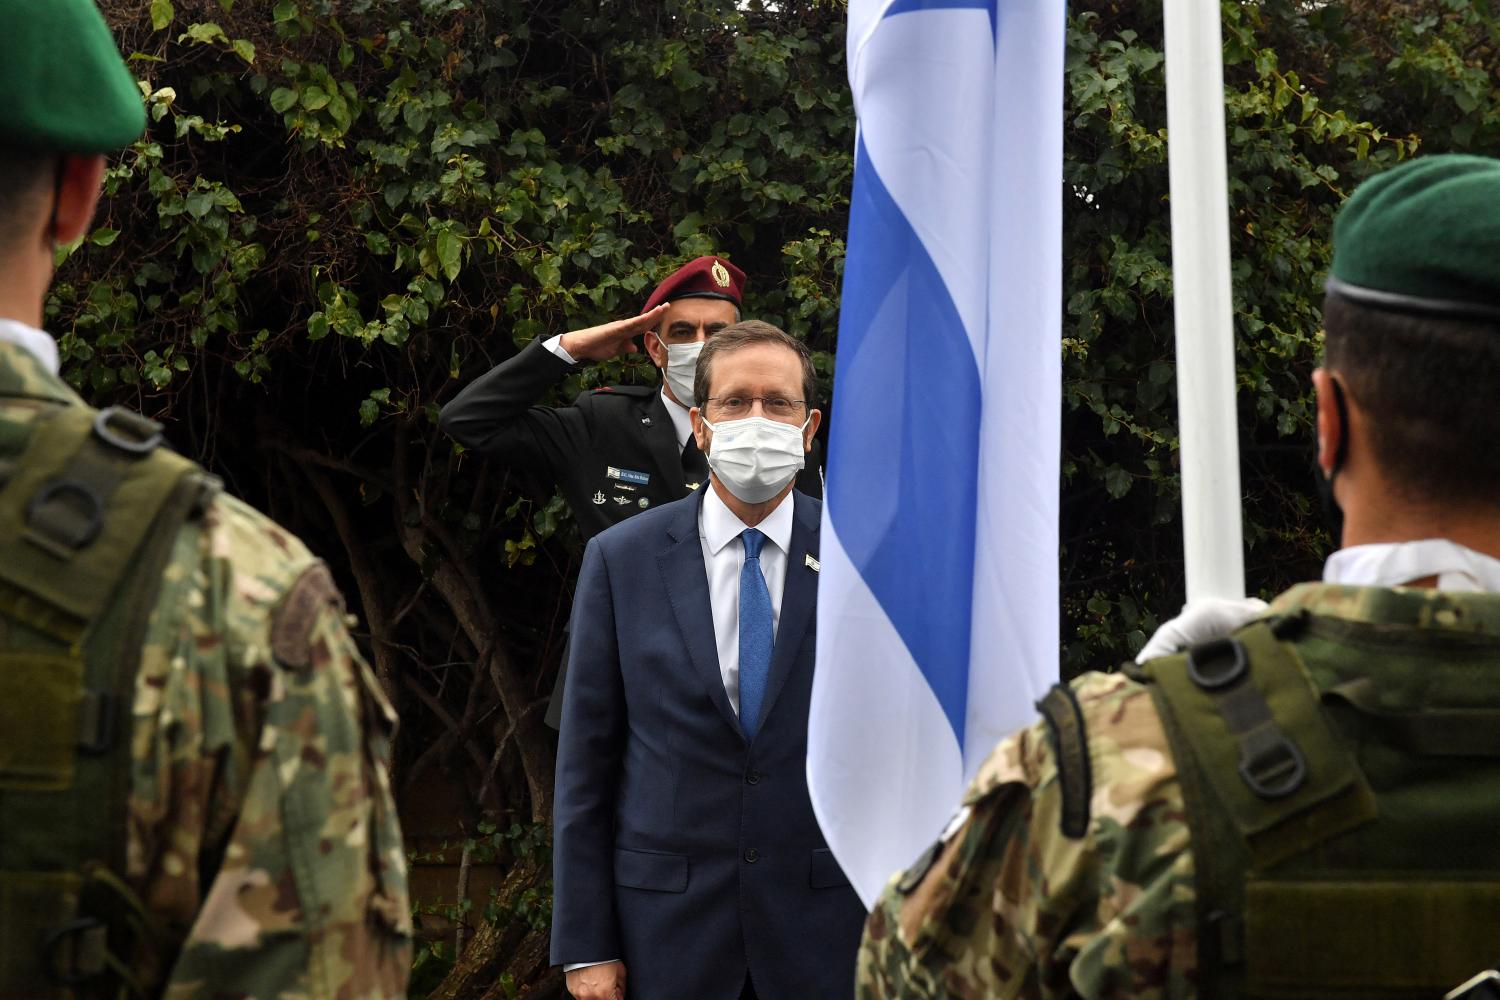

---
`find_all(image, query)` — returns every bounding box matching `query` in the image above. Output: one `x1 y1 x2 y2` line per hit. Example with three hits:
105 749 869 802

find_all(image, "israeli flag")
808 0 1063 907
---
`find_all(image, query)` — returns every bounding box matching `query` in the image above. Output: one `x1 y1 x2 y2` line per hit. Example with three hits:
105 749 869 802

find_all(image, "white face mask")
653 334 703 406
700 415 809 503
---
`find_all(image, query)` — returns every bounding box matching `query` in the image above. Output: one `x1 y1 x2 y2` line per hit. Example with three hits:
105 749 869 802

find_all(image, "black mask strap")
1328 375 1350 475
1316 375 1351 548
45 157 65 245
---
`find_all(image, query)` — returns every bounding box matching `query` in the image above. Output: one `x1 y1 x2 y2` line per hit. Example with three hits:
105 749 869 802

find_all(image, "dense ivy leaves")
48 1 1500 995
1058 0 1498 673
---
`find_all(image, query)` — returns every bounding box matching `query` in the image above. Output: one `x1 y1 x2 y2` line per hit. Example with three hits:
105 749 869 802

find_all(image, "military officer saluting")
0 2 410 996
439 255 822 542
441 256 823 727
860 155 1500 1000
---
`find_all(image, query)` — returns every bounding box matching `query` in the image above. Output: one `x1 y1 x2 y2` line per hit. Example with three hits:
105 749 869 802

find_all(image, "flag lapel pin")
805 554 821 572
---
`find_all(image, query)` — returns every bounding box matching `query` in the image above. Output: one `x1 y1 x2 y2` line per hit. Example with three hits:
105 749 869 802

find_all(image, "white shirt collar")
661 389 693 449
700 483 795 558
1324 539 1500 593
0 319 60 375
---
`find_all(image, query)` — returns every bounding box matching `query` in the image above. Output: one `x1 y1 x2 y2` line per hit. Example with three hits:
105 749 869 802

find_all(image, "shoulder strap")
1139 620 1377 868
0 403 214 997
1131 619 1380 999
1035 683 1092 838
0 406 203 646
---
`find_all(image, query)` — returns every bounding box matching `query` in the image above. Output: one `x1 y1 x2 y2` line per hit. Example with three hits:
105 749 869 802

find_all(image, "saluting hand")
565 960 626 1000
558 305 671 363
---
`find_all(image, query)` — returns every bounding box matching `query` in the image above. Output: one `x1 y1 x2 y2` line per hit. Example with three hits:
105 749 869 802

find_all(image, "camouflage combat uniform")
0 342 413 997
858 583 1500 1000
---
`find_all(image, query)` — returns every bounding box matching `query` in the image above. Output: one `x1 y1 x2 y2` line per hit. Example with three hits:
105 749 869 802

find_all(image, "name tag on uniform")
606 466 651 486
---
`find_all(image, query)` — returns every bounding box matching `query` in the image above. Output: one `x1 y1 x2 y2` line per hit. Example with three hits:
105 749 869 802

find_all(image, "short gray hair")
692 320 816 409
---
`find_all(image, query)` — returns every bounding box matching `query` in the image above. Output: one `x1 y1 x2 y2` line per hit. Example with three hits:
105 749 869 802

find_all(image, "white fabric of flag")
807 0 1064 908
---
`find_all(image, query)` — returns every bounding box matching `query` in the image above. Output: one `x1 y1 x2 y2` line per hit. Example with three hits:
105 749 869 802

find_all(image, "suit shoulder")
793 489 822 519
590 494 696 553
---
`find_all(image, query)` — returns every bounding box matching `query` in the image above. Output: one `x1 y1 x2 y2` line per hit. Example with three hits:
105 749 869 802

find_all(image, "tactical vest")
0 402 215 998
1126 614 1500 999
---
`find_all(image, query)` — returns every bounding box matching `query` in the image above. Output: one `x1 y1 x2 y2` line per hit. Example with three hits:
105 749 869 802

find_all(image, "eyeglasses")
705 396 807 419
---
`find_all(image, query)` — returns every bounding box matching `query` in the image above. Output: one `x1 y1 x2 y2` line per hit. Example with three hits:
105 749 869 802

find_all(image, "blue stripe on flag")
827 137 981 745
884 0 992 16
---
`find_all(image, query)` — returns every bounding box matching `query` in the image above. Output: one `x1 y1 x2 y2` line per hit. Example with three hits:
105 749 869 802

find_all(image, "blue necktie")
738 528 773 738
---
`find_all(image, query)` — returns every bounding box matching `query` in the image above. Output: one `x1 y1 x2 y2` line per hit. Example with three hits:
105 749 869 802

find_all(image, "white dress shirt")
543 333 691 446
0 318 60 374
1324 538 1500 593
699 485 794 715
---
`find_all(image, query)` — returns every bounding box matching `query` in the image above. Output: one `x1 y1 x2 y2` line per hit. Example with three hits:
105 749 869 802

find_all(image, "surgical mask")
653 333 703 406
700 415 809 503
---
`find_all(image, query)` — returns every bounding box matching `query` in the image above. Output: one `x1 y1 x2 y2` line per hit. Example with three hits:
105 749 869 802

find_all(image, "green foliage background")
61 0 1500 994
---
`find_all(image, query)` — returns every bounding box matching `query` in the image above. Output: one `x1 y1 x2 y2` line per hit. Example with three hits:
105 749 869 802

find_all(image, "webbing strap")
0 402 208 997
1144 622 1378 868
1247 879 1500 992
0 870 88 996
0 405 195 646
1036 683 1092 838
0 653 84 792
1326 678 1500 756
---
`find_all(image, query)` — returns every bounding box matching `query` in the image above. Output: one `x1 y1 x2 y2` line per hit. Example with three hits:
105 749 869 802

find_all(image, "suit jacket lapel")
641 393 690 497
758 492 820 730
658 489 743 739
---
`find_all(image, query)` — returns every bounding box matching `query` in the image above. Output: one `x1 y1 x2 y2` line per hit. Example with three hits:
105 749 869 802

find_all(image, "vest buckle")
1237 728 1307 799
1187 637 1249 691
40 916 107 986
92 406 162 456
25 479 105 554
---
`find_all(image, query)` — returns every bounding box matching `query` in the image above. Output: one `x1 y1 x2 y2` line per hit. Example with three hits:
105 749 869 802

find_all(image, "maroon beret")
641 256 746 314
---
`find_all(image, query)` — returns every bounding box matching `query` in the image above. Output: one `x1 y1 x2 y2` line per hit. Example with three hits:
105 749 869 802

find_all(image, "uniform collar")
1272 579 1500 637
660 389 693 449
0 319 61 376
1323 539 1500 593
700 482 794 558
0 322 78 404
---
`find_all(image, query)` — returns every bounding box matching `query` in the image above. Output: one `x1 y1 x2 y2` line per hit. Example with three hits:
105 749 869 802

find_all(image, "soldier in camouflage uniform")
860 156 1500 1000
0 2 411 997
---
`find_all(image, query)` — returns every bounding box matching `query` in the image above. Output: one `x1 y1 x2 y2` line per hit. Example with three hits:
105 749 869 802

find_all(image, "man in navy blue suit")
552 321 866 1000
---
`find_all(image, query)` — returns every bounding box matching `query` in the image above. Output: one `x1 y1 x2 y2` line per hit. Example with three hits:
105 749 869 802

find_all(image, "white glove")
1135 597 1270 664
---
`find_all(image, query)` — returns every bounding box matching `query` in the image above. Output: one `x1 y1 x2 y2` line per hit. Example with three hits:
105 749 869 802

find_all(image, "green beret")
1327 154 1500 322
0 0 145 153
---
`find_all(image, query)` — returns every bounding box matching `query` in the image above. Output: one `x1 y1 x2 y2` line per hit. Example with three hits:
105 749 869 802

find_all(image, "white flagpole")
1163 0 1245 601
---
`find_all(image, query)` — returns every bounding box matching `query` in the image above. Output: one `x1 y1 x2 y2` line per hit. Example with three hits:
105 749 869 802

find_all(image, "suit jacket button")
746 769 761 785
744 848 760 863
